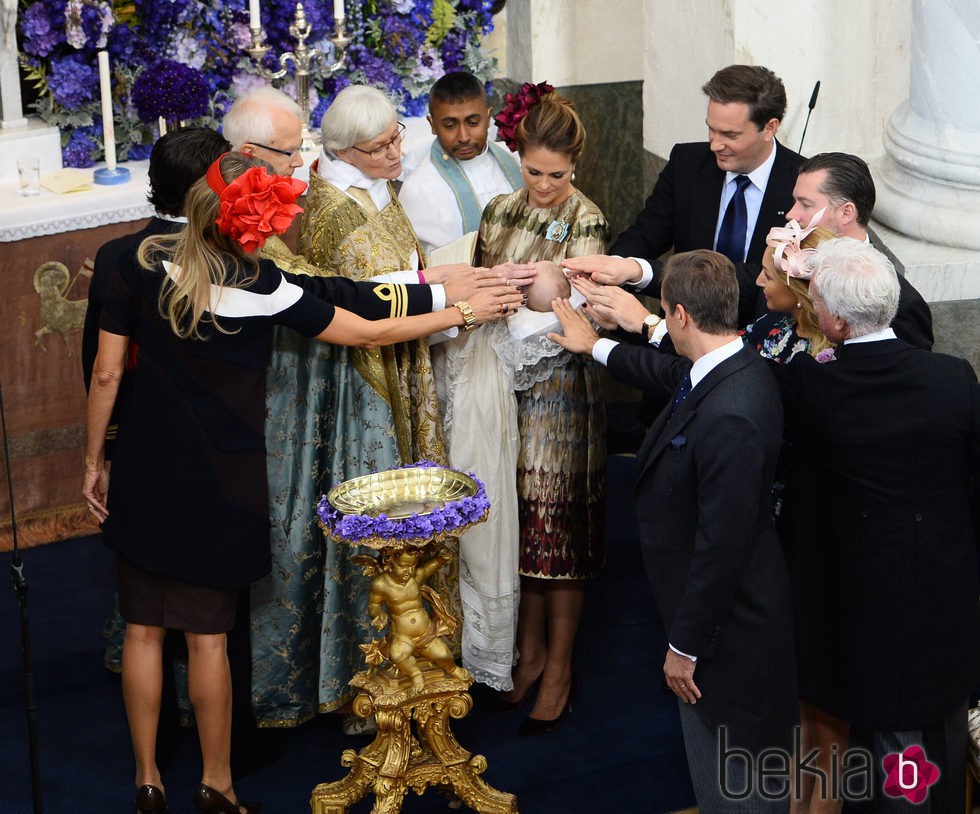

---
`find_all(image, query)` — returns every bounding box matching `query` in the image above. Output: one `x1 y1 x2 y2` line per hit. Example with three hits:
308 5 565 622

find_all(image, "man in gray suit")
551 250 798 811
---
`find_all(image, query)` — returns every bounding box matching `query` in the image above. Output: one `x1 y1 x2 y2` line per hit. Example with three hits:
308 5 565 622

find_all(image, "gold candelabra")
247 2 350 151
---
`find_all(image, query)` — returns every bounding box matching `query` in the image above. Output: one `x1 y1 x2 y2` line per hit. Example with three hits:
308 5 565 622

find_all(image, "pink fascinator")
765 207 826 281
494 81 555 152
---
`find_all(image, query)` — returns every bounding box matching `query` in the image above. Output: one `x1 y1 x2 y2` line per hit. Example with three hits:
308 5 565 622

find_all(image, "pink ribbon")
765 207 826 281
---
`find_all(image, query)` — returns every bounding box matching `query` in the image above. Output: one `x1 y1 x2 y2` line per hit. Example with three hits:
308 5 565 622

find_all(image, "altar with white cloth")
0 160 157 545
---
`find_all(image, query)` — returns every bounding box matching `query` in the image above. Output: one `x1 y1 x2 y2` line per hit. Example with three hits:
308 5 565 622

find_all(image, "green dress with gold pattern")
476 187 608 579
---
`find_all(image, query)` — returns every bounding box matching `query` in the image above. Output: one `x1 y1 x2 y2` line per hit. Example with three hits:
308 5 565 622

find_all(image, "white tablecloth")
0 121 442 244
0 161 155 243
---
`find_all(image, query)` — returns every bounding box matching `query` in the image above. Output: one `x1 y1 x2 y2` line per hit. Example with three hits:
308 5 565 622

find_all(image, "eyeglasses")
251 142 302 158
349 123 406 159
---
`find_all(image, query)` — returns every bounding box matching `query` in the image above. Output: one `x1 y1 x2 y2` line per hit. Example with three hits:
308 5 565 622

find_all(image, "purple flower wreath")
318 461 490 549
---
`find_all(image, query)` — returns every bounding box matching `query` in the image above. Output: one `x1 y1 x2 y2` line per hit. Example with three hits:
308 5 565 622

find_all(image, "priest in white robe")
400 71 522 256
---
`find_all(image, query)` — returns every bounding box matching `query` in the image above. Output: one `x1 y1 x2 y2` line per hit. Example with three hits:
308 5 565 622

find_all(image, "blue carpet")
0 455 695 813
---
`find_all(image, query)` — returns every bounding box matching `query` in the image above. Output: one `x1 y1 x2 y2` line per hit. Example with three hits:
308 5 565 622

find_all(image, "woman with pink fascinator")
749 215 849 813
742 211 836 364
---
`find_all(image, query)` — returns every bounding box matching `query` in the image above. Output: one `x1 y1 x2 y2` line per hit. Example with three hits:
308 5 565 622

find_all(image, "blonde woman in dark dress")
82 152 521 814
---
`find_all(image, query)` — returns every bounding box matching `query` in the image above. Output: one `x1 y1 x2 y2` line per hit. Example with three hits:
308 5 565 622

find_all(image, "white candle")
334 0 344 20
249 0 261 28
97 50 116 172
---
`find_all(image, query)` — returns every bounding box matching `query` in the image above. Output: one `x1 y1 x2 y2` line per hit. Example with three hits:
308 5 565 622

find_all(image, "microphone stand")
1 378 44 814
798 80 821 156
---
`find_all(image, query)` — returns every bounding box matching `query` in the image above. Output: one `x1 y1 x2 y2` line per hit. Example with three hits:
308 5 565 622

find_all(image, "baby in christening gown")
433 261 586 692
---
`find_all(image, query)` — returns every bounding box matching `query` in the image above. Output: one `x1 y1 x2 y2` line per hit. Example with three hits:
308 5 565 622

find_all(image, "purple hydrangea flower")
62 126 99 167
20 3 65 57
48 55 98 109
131 60 210 122
127 141 153 161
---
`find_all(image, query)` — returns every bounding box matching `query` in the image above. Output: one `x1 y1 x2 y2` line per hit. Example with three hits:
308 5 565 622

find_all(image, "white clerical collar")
725 140 777 193
157 213 188 224
690 336 744 389
317 151 391 211
844 327 897 345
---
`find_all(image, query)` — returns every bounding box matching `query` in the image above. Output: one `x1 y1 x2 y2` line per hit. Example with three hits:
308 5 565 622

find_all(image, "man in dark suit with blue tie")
564 64 803 329
551 250 798 811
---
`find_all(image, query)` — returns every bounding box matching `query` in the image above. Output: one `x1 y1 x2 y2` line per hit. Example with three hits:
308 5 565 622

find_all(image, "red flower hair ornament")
494 81 555 152
206 157 307 253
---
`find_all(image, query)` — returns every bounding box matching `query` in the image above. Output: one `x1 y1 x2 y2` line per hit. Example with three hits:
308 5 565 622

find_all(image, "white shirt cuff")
649 320 669 347
624 256 653 289
430 283 446 312
371 270 418 284
669 644 697 662
592 337 618 366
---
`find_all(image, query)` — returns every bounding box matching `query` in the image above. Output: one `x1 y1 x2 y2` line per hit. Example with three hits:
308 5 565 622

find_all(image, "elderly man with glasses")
221 85 529 732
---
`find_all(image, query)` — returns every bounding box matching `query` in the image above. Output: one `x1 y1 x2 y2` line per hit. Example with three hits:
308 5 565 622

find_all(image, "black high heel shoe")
135 784 169 813
487 673 542 713
193 783 263 814
518 675 576 736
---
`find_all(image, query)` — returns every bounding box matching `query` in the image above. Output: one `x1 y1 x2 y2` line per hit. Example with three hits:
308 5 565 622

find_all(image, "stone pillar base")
870 218 980 370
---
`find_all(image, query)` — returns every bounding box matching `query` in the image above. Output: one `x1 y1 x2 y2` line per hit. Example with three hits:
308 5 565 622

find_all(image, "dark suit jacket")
611 140 804 328
612 342 799 751
782 339 980 731
892 274 933 350
83 217 181 390
83 221 435 454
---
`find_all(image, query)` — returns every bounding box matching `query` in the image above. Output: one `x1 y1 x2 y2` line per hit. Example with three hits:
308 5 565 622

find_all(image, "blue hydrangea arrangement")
18 0 498 167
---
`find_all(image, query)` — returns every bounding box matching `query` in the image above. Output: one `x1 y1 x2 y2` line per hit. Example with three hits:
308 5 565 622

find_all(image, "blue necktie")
715 174 752 264
669 373 692 417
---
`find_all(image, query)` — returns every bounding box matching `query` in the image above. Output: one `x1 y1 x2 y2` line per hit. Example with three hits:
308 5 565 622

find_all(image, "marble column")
873 0 980 250
1 3 27 129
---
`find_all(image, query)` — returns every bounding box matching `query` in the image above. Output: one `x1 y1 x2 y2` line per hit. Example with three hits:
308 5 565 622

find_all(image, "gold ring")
502 304 509 313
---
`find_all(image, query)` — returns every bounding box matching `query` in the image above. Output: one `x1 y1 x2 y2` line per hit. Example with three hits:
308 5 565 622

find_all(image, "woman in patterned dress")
477 89 608 732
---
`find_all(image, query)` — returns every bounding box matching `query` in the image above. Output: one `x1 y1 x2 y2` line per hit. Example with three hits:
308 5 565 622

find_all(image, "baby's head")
524 263 571 312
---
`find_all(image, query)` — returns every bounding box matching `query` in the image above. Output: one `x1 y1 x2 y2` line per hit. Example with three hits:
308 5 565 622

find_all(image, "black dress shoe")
193 783 262 814
518 676 575 736
135 784 169 813
487 674 542 713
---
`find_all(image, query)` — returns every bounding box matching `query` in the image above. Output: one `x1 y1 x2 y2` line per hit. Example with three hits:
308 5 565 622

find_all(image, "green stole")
428 140 523 233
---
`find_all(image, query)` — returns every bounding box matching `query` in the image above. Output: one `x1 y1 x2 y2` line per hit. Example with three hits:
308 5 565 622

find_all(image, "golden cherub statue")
357 545 471 691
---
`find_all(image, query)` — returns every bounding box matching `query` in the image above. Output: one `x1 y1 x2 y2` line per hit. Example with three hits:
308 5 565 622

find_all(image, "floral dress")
741 311 811 363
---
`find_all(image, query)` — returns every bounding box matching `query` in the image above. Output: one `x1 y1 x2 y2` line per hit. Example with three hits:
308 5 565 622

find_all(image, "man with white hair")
782 238 980 813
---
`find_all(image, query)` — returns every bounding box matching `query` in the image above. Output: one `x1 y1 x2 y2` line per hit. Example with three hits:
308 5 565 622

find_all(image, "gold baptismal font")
311 465 518 814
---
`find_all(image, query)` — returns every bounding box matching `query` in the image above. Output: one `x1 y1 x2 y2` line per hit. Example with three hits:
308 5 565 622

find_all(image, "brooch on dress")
545 219 569 242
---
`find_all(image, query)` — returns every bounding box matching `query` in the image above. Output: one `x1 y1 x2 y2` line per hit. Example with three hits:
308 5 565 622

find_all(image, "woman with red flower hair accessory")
81 152 521 814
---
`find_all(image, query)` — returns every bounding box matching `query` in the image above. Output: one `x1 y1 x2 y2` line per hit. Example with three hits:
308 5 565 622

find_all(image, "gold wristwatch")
454 301 476 332
642 314 662 342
